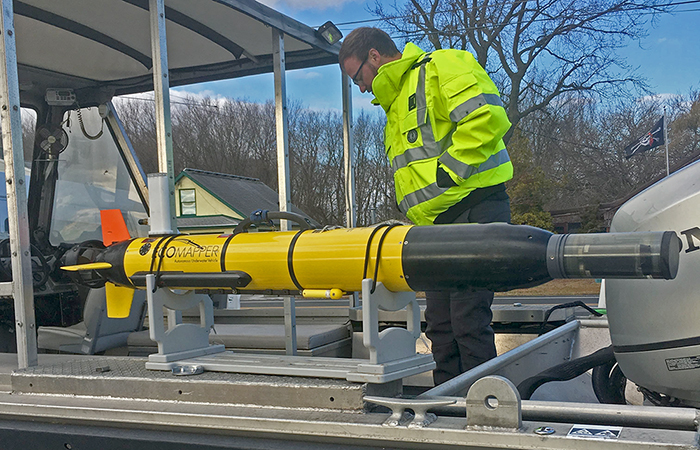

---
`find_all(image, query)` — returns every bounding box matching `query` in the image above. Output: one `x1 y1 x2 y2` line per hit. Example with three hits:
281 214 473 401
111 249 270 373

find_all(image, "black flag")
624 117 665 159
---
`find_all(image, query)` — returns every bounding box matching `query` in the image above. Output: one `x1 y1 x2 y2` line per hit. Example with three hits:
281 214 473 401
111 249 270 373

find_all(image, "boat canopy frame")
0 0 357 368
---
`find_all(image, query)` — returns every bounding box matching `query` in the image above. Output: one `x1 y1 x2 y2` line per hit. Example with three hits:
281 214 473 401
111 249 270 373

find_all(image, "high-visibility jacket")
372 43 513 225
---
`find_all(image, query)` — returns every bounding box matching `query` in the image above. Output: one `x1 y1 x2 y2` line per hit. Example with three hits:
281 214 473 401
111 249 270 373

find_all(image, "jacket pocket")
436 163 458 188
441 73 478 99
400 110 421 146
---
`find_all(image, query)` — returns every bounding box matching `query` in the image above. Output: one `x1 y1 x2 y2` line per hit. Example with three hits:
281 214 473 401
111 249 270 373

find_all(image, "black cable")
518 345 616 400
592 360 627 404
148 238 164 273
362 224 390 280
638 386 683 407
371 224 401 294
287 229 308 292
219 233 237 272
148 235 174 273
152 235 178 292
538 300 603 335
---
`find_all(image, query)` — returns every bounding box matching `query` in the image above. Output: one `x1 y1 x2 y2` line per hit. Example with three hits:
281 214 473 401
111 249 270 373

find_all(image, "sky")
173 0 700 113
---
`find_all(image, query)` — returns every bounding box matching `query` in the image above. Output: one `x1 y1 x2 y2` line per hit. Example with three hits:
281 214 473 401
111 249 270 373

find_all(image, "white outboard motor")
607 160 700 406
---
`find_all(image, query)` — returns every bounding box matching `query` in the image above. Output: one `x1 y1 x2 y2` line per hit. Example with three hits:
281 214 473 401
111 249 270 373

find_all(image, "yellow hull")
122 227 412 293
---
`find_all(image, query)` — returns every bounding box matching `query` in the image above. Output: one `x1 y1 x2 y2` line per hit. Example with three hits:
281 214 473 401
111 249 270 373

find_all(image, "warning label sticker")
568 425 622 439
666 356 700 371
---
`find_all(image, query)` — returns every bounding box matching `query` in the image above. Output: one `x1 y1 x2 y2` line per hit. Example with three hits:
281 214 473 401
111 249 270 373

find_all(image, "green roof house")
174 168 318 234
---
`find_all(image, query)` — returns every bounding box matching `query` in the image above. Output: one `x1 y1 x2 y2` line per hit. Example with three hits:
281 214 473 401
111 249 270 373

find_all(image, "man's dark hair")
338 27 400 65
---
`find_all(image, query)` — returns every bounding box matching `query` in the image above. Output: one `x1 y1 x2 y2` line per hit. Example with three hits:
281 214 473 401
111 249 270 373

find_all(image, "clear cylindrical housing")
147 173 174 236
546 231 680 280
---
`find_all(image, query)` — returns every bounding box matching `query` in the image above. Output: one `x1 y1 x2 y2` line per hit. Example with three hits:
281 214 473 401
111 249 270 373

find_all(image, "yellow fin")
105 282 135 318
61 262 113 272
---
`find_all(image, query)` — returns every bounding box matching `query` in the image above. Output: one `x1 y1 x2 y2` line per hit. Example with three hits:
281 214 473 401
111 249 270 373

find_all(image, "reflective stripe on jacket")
372 43 513 225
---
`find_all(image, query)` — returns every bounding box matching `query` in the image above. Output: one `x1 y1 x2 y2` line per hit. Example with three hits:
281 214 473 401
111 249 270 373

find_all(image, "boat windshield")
49 107 148 245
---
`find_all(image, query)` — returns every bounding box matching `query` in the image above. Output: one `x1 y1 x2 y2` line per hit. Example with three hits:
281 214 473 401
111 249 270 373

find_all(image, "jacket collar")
371 43 426 112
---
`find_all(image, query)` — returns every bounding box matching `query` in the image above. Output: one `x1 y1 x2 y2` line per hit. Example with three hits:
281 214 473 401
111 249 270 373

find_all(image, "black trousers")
425 195 511 385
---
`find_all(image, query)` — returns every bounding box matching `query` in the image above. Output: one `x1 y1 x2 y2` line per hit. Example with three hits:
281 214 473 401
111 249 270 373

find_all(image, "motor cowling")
607 160 700 406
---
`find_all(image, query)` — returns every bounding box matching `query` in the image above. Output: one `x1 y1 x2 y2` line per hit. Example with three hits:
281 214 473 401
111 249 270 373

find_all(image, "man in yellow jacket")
339 28 513 384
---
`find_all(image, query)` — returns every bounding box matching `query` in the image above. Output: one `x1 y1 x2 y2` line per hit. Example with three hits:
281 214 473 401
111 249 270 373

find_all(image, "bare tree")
115 95 404 226
513 90 700 218
371 0 672 141
352 110 404 225
289 106 344 225
516 95 661 210
114 97 158 174
115 89 700 231
669 91 700 165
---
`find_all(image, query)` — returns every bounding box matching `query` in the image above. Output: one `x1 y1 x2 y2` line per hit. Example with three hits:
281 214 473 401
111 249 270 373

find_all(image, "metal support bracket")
466 375 522 430
343 279 434 382
283 296 297 355
145 278 433 384
362 279 421 364
144 274 224 365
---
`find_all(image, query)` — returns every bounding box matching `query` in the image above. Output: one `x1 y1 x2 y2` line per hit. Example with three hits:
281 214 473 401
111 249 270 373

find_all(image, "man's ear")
368 48 381 63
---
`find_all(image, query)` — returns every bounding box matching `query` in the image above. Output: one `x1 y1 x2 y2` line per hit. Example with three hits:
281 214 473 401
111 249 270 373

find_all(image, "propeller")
61 209 136 318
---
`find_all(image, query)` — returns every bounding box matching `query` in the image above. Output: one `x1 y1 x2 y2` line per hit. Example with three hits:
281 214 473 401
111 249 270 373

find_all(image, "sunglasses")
352 58 367 86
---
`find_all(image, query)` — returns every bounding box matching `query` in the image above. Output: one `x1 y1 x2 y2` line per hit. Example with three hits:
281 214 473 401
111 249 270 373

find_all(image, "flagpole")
664 106 670 177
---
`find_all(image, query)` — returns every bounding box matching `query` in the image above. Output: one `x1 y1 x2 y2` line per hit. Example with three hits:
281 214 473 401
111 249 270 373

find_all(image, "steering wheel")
0 239 52 289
